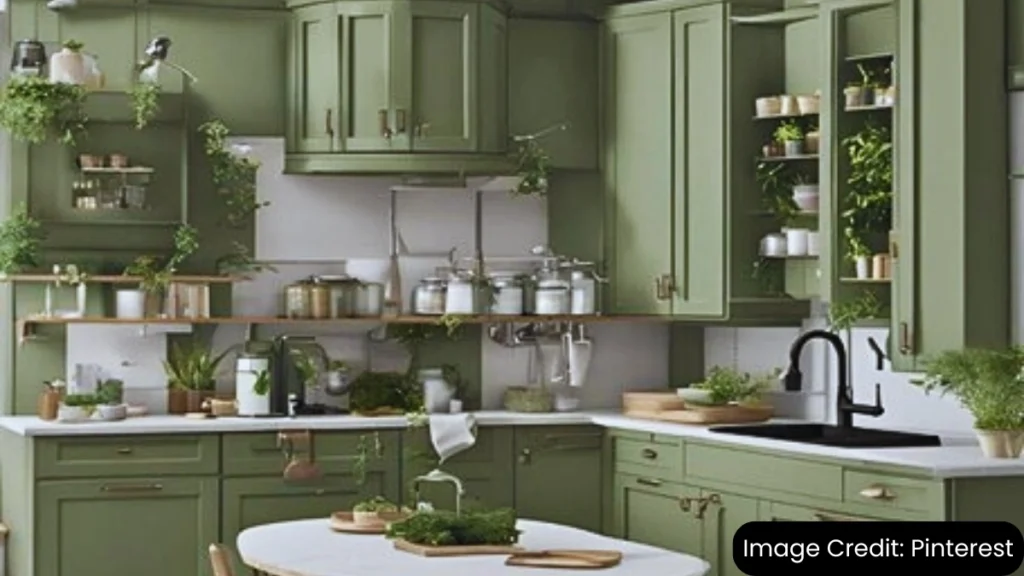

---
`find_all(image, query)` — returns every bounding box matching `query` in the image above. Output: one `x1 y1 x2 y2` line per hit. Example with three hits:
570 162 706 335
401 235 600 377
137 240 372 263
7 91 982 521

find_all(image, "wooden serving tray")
328 511 407 534
650 404 773 425
353 407 405 417
506 550 623 569
392 538 522 557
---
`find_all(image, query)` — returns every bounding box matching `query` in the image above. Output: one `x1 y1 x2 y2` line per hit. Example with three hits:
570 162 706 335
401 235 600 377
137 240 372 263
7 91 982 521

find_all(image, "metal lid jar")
489 272 524 316
534 278 570 315
313 275 361 318
413 277 447 315
445 271 476 315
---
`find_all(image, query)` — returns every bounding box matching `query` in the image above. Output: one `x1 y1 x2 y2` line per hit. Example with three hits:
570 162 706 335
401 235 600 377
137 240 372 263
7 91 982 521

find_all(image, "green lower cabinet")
700 489 758 576
221 474 397 575
612 474 703 555
35 477 220 576
514 426 604 533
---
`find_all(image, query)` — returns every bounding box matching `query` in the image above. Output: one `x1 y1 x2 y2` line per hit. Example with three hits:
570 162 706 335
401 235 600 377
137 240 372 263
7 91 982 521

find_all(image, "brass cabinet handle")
859 484 895 500
635 477 661 487
395 109 407 134
325 108 334 138
379 109 392 139
115 447 133 455
679 497 693 512
101 483 163 493
898 323 912 355
641 448 658 460
693 493 721 520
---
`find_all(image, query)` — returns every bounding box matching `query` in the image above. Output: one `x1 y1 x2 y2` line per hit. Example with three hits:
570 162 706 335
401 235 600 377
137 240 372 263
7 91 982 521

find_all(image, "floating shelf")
730 6 818 25
844 104 894 113
760 255 819 260
80 167 155 175
757 155 820 162
752 112 818 121
2 274 238 284
750 210 818 217
16 314 666 327
839 277 891 284
845 52 894 62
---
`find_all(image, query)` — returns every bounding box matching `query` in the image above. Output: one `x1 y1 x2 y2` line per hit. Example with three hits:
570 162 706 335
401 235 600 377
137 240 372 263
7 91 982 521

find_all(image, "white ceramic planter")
975 429 1024 459
796 95 819 114
755 96 781 117
784 228 810 256
778 95 798 116
116 289 147 319
97 404 127 421
855 256 871 279
57 404 90 423
792 185 820 212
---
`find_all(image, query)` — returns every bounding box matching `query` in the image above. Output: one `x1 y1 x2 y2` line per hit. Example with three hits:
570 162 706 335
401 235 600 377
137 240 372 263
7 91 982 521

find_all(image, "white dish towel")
429 413 477 464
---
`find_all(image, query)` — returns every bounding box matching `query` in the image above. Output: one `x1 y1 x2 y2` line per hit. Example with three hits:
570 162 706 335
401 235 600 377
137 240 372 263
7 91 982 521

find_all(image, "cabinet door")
612 474 702 555
700 488 758 576
603 14 674 315
289 3 340 152
36 477 219 576
222 474 393 574
514 427 604 533
509 18 599 170
339 1 400 151
671 5 726 317
395 1 479 152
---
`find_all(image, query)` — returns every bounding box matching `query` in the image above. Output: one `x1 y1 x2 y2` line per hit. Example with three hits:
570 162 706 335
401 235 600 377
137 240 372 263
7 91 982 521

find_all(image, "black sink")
708 423 942 448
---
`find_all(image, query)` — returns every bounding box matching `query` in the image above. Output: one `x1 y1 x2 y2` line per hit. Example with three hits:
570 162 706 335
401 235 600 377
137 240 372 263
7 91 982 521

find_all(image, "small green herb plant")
386 508 520 547
123 223 199 293
0 204 45 275
513 139 550 196
215 241 277 278
0 74 88 145
200 120 269 227
62 393 97 407
348 371 422 414
252 370 271 396
128 81 160 129
163 342 230 392
96 379 124 405
353 496 399 513
915 347 1024 431
692 366 767 404
841 121 892 261
827 290 884 332
773 120 803 143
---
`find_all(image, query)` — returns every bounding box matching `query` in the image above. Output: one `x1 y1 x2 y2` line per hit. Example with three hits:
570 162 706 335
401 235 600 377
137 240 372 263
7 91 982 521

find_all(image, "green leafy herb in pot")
353 496 398 514
385 508 520 547
693 367 767 404
349 371 422 413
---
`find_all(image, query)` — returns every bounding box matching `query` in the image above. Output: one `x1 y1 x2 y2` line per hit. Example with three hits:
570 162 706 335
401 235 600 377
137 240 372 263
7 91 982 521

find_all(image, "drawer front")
35 435 219 479
685 443 842 501
613 434 683 480
222 430 400 476
842 470 941 517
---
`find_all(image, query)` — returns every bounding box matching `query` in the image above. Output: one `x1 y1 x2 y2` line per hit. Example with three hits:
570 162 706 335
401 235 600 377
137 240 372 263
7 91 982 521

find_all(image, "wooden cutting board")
392 538 522 556
622 392 685 414
328 511 407 534
651 404 773 425
506 550 623 569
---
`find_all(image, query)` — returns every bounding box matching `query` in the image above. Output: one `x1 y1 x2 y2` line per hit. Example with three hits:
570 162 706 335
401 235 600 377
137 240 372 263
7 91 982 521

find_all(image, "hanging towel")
429 413 477 464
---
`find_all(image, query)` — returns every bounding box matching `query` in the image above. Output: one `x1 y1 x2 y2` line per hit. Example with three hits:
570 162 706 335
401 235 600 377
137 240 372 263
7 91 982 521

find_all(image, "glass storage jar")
283 281 311 319
445 272 476 314
314 275 359 318
534 279 570 315
413 277 447 315
489 273 524 315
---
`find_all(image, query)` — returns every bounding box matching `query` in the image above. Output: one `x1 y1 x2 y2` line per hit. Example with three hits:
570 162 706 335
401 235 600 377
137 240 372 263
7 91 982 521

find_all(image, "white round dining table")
237 518 711 576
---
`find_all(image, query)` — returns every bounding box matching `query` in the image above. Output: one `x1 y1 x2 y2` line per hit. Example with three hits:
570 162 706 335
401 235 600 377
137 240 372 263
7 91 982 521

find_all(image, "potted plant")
842 121 892 274
915 348 1024 458
352 496 401 526
58 393 96 422
163 342 230 414
678 366 769 407
804 121 820 154
95 378 126 421
119 224 199 318
0 204 45 275
774 120 804 157
0 74 88 145
756 162 798 224
128 80 160 129
791 173 819 213
200 120 268 227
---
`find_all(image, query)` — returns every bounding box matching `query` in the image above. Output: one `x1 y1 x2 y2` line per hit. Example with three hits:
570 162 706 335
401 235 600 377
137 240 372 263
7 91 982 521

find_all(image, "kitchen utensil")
96 404 127 421
283 281 311 319
760 233 787 257
784 228 809 256
535 279 570 314
553 389 581 412
383 188 402 316
489 272 524 315
445 271 476 314
570 268 597 315
537 339 566 385
314 275 360 318
565 329 593 388
506 550 623 569
355 282 383 316
307 281 331 319
413 277 447 315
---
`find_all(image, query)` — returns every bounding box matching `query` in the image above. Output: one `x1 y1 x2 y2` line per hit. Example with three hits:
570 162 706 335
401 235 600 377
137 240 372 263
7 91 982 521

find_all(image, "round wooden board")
328 511 407 534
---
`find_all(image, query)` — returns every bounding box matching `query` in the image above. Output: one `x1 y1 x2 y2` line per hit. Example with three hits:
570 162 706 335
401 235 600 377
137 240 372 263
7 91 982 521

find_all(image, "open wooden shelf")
752 111 818 121
844 104 893 113
17 314 667 326
839 277 891 284
3 274 239 284
757 154 820 162
80 167 155 175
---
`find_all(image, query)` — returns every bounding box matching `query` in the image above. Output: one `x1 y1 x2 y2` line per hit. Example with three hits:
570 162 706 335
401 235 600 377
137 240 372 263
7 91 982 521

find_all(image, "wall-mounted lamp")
136 36 198 84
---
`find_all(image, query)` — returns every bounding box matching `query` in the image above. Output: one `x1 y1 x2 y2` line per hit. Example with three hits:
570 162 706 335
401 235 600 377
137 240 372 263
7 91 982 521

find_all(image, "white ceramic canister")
419 368 454 414
115 289 147 319
570 270 596 315
235 353 271 417
784 228 810 256
534 279 570 315
760 233 787 257
356 282 383 316
445 273 476 314
490 273 524 315
413 277 447 315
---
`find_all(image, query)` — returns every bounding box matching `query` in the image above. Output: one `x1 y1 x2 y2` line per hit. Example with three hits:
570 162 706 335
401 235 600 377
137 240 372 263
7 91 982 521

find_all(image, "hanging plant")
128 81 160 129
0 204 46 275
513 139 550 196
199 120 269 227
841 121 892 260
0 75 87 145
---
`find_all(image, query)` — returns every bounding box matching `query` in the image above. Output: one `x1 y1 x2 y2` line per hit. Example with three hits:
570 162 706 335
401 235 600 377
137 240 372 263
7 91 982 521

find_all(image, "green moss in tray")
385 508 520 547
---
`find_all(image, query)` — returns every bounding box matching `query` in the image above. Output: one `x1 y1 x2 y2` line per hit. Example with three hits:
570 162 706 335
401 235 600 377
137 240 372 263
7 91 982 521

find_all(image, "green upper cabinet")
888 0 1008 371
509 18 599 170
285 0 511 174
602 0 809 324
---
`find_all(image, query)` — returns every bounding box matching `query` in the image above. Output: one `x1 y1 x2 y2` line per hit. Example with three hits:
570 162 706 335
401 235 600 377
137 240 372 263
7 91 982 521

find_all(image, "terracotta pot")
975 429 1024 458
167 388 188 415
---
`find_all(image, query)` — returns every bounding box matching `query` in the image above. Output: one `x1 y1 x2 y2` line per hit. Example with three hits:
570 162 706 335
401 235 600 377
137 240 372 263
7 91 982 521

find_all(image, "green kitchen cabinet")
285 0 511 173
221 474 396 574
699 488 758 576
35 477 220 576
401 427 514 510
514 426 604 533
886 0 1008 371
508 18 599 170
602 1 808 324
612 473 703 555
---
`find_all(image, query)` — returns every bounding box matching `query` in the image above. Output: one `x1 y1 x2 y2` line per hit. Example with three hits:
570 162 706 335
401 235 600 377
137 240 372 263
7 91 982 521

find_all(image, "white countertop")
237 518 710 576
1 411 1021 479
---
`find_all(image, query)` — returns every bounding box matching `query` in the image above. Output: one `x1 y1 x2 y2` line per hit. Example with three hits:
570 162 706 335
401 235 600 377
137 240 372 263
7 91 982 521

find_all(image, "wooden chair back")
208 543 235 576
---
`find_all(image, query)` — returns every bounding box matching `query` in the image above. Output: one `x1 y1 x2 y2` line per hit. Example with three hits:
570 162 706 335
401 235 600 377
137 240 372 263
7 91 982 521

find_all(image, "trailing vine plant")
0 75 87 145
199 120 269 227
513 139 551 196
0 204 45 275
215 241 277 278
841 121 892 260
128 81 160 129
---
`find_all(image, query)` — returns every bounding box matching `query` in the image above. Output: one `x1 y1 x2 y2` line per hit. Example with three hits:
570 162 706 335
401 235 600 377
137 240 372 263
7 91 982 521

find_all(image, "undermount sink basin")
708 423 942 448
